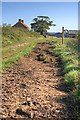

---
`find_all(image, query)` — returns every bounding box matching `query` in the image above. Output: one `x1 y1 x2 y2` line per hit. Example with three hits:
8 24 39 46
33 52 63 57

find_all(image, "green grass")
53 38 79 119
2 27 51 69
3 43 35 68
2 27 42 47
54 38 78 85
3 38 51 69
2 27 42 69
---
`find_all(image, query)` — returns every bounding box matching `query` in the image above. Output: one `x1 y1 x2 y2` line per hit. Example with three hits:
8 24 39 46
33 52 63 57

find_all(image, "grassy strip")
2 38 51 69
54 38 78 87
2 43 35 69
53 38 79 119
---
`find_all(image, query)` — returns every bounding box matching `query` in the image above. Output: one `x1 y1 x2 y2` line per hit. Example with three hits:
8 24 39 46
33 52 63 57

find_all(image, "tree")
31 16 56 36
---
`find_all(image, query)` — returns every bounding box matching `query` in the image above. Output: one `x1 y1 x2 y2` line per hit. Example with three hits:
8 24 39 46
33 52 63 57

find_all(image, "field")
2 27 79 119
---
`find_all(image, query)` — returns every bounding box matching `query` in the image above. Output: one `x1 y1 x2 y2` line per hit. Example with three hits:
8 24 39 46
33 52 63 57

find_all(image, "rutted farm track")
2 42 75 120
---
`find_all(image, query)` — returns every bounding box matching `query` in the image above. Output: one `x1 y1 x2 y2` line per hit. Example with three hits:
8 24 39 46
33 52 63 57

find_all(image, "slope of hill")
2 27 42 47
2 27 45 69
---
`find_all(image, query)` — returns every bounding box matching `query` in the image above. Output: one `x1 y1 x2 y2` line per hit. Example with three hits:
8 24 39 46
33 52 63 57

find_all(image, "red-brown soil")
2 42 76 120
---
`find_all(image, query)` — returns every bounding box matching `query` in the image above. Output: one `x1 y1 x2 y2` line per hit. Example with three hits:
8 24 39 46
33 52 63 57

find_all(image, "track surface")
2 42 75 120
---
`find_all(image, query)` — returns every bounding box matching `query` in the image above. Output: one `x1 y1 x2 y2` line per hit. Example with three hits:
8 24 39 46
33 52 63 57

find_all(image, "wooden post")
62 27 64 44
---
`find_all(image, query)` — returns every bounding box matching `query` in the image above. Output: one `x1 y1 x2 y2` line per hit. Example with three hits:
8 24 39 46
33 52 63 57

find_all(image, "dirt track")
2 42 76 120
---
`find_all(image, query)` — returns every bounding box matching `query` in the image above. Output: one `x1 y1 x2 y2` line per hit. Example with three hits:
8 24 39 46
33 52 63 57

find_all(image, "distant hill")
48 32 62 37
47 32 57 36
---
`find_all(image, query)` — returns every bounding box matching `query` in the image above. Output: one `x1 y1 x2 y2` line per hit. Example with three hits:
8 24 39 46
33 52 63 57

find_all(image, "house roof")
20 21 30 30
13 19 30 30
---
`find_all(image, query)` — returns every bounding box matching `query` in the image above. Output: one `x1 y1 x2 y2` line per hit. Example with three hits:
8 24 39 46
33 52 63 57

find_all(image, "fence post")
62 27 64 44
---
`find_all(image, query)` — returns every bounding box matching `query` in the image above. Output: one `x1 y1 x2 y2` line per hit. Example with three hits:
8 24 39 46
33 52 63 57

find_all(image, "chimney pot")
22 20 24 23
19 19 21 22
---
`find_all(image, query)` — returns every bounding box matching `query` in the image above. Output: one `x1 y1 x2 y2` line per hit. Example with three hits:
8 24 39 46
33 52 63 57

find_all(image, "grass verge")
53 38 79 119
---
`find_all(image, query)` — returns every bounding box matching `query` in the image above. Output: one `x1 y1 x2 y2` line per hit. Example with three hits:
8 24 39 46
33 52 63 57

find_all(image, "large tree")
31 16 56 36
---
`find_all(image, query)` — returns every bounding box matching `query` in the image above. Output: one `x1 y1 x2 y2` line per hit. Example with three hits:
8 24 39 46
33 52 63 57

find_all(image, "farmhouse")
68 30 78 38
65 30 78 38
12 19 30 30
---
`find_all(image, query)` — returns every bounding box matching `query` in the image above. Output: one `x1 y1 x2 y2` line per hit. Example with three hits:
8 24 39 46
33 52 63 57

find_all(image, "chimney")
22 20 24 23
19 19 22 22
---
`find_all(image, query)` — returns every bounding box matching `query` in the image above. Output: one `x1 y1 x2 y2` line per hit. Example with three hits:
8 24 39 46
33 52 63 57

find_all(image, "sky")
2 2 78 32
1 0 79 2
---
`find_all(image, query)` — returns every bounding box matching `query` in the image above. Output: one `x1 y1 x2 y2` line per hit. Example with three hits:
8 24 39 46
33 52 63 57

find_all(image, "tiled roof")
13 19 30 30
20 21 30 30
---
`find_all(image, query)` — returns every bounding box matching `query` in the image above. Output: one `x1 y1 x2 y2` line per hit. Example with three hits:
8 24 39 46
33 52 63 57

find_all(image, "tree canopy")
31 16 56 36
